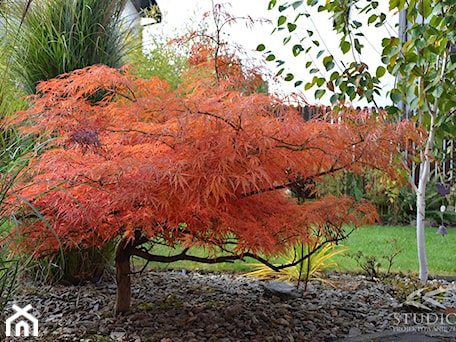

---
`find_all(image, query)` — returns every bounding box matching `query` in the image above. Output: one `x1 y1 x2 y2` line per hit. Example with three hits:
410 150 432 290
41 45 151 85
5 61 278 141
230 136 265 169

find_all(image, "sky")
140 0 398 107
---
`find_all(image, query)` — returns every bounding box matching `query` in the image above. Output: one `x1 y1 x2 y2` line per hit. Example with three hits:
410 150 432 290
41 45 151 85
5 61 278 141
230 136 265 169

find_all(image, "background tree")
128 34 189 91
8 35 419 312
263 0 456 284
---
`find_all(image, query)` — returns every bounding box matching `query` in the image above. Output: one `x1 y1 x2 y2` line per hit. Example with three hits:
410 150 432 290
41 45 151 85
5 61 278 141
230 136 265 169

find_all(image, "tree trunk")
416 161 429 284
416 113 436 284
115 239 132 313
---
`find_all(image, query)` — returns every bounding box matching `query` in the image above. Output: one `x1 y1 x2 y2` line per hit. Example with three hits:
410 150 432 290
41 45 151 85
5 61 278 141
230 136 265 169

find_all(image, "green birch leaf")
287 23 297 32
292 44 304 57
284 73 295 81
390 92 402 104
256 44 266 52
341 41 351 54
315 89 326 99
376 66 386 78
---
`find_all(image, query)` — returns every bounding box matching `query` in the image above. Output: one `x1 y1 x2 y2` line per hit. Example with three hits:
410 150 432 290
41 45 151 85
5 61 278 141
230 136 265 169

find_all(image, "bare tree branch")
126 226 355 274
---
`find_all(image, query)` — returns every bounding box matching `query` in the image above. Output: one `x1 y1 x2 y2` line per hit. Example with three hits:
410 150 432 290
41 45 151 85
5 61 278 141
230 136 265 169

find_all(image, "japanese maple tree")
8 18 420 312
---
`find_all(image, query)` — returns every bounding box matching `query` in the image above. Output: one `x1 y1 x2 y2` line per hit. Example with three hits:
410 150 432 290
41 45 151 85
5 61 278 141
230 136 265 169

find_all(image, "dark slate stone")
261 280 299 299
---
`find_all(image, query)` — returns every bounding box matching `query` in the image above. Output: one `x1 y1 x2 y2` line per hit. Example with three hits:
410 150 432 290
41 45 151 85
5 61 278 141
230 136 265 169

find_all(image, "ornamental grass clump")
0 124 44 317
8 0 132 94
246 242 347 291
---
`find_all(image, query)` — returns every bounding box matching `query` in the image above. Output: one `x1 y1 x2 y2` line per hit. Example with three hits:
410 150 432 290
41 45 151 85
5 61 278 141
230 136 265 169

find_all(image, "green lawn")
136 225 456 277
333 225 456 276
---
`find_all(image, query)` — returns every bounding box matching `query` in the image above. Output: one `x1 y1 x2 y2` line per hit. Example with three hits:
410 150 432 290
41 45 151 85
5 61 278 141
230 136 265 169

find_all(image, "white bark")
416 112 436 284
416 160 429 284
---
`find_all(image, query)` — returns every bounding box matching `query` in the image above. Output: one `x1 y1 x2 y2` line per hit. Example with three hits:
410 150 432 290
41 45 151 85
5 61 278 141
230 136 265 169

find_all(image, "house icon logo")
5 304 39 337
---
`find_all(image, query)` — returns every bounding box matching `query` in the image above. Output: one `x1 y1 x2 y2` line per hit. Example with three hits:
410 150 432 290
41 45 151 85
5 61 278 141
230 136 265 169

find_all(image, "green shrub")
127 35 189 91
348 238 403 279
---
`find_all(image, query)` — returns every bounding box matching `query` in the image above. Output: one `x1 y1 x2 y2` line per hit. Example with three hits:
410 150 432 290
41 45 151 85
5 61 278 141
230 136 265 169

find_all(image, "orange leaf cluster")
9 59 421 257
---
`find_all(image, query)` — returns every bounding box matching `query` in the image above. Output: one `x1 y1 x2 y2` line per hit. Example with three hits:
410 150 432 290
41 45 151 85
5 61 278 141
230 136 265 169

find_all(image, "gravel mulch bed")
3 271 456 341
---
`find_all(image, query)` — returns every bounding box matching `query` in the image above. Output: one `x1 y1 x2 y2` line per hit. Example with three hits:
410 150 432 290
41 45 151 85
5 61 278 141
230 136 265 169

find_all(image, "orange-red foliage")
9 54 420 258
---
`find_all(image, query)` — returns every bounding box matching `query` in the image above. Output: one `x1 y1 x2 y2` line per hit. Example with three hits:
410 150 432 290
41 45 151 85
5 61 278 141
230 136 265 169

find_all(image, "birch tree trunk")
416 160 429 284
416 112 436 284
